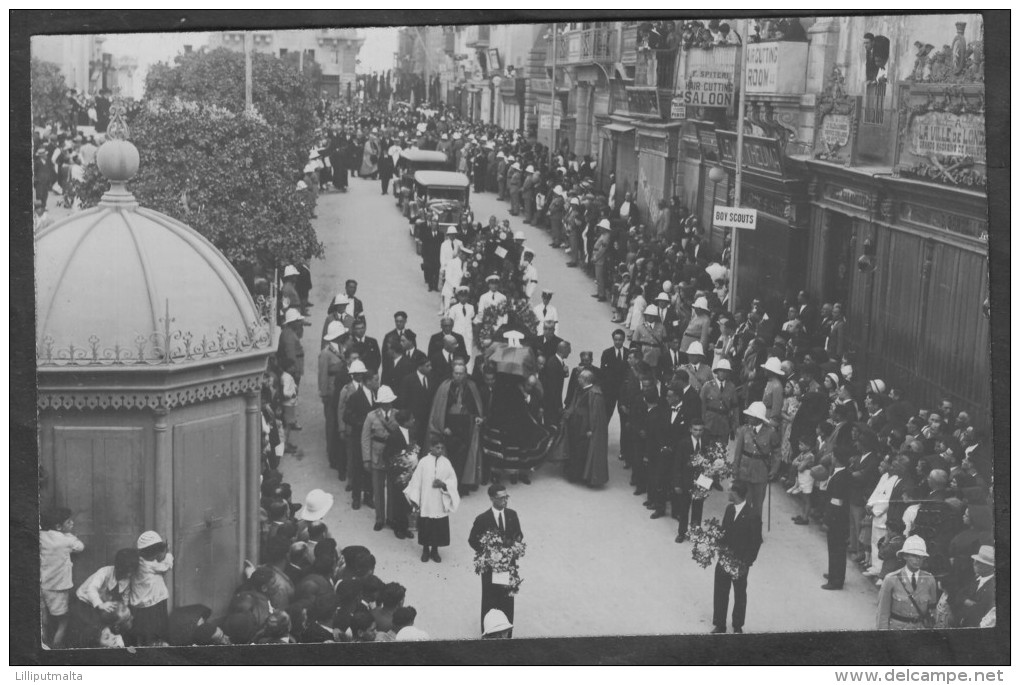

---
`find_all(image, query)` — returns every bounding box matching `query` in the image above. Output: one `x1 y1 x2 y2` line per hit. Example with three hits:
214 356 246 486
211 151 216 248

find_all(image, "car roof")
400 150 448 163
414 170 470 187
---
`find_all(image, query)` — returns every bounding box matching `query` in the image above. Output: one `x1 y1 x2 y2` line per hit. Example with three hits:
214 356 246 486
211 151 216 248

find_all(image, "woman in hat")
128 531 174 645
876 536 938 630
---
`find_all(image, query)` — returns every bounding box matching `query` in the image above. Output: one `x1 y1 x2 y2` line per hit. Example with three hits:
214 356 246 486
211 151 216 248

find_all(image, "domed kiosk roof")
36 131 271 367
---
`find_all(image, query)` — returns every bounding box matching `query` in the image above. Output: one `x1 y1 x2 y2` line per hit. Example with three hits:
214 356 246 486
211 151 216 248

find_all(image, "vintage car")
409 170 472 248
395 149 449 216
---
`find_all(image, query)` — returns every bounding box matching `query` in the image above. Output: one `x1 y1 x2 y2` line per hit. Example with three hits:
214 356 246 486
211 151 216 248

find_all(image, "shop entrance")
824 211 855 309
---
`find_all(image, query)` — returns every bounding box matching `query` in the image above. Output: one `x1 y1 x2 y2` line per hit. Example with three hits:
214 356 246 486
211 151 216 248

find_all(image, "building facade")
433 15 990 418
33 34 138 96
208 29 364 99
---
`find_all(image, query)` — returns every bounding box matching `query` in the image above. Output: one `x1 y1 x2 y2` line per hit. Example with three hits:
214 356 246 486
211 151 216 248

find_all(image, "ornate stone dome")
36 132 270 367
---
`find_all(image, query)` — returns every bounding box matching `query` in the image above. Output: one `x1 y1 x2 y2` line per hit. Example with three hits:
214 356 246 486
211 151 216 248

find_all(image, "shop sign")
898 202 988 242
812 67 861 166
670 98 686 120
744 41 809 94
741 188 791 222
693 121 720 161
716 131 785 176
909 112 985 162
895 83 986 190
713 206 757 230
676 69 734 108
823 184 875 212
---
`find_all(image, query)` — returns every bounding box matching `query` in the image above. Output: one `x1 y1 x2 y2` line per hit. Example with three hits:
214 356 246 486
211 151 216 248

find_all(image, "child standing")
39 507 84 648
788 436 817 525
281 360 300 455
130 531 174 646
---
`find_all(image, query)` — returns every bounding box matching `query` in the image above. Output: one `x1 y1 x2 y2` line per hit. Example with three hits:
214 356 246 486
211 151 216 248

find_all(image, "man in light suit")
712 482 763 633
468 484 524 636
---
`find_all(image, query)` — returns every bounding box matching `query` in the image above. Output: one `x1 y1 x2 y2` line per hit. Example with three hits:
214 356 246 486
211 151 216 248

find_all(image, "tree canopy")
75 99 323 282
31 58 71 128
145 48 319 169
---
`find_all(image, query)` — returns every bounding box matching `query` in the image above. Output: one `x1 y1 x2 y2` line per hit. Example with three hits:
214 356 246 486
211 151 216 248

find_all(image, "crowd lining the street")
40 91 996 648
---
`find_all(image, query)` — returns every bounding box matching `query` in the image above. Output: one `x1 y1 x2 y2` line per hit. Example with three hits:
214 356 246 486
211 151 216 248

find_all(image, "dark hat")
221 612 259 644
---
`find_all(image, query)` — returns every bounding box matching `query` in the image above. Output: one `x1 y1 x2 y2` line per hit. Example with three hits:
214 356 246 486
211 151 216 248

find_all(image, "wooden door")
173 413 241 614
51 426 146 586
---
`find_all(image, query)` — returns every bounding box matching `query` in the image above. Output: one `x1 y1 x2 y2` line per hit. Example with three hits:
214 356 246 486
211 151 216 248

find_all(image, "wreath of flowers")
687 518 747 580
475 297 541 344
689 442 733 500
390 445 420 489
472 529 527 595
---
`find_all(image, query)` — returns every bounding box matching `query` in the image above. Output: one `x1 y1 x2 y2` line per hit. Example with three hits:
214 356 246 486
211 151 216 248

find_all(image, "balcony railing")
550 27 613 65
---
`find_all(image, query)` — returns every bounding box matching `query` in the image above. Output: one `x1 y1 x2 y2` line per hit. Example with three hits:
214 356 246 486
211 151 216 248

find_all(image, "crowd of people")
290 99 998 632
40 94 996 648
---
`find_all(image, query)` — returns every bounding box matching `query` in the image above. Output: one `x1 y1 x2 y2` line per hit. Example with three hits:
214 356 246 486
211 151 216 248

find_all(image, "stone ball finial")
96 138 140 182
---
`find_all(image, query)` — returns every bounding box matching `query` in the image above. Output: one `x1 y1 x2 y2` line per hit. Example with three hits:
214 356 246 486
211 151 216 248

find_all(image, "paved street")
275 175 877 639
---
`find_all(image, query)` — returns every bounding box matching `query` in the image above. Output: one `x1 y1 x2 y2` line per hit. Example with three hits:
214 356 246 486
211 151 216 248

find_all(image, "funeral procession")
27 13 1002 655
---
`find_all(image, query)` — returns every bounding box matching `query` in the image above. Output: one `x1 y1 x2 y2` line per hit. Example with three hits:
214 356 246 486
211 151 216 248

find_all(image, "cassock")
426 377 485 487
563 384 609 487
404 451 460 548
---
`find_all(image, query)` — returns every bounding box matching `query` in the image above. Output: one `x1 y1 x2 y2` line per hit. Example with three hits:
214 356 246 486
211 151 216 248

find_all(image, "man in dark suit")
675 369 703 427
822 447 853 590
848 431 882 563
658 336 684 385
384 336 418 399
535 320 564 360
540 341 570 427
712 481 763 634
673 420 707 541
396 355 434 447
382 410 416 539
343 279 365 319
419 220 444 291
953 546 995 627
796 290 819 339
427 317 467 360
381 311 412 379
429 334 462 382
340 318 381 375
468 484 523 636
565 351 599 409
599 329 629 419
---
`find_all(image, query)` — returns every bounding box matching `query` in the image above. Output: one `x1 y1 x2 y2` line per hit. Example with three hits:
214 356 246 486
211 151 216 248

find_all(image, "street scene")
31 15 996 652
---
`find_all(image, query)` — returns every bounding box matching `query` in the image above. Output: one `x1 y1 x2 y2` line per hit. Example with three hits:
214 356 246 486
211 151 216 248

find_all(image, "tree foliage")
75 99 323 281
144 48 318 169
31 58 71 128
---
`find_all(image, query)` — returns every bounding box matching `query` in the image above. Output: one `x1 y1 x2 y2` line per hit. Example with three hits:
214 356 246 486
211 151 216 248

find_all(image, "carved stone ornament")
908 23 984 84
37 374 264 412
813 65 861 166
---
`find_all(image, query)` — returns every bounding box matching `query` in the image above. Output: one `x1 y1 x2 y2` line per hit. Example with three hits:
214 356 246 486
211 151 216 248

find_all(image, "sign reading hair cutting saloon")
910 112 986 162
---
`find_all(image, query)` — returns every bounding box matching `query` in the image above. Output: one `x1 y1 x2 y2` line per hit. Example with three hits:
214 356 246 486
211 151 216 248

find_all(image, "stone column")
153 405 173 606
806 17 841 94
244 387 262 568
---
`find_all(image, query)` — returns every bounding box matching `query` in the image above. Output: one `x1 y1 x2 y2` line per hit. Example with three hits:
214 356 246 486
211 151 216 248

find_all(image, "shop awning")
603 123 636 134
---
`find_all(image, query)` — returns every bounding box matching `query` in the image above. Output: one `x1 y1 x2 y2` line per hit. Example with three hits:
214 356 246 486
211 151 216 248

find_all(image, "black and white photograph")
12 10 1008 668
